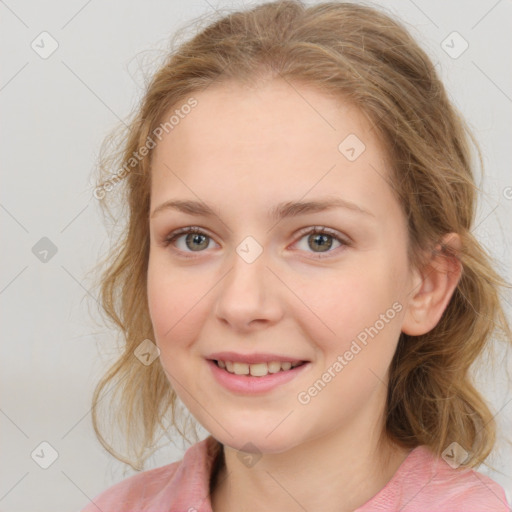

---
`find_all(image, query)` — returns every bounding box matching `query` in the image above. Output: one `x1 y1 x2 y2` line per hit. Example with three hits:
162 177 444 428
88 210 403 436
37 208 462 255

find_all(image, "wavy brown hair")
89 0 512 471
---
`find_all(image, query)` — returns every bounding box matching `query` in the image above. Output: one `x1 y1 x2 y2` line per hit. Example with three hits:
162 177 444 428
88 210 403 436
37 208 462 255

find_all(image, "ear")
401 233 462 336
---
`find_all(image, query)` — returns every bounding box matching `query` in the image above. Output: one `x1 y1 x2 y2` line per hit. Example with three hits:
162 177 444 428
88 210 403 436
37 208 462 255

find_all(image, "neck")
211 416 410 512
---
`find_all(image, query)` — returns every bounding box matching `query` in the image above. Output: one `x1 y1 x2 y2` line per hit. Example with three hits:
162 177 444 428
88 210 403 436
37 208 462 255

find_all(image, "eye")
162 225 350 259
292 226 349 257
163 226 217 256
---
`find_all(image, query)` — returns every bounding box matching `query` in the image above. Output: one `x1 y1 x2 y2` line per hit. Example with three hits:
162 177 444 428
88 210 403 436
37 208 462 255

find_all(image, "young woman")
82 1 511 510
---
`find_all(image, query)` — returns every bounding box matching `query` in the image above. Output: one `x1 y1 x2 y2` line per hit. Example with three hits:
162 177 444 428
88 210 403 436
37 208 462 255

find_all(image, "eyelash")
162 226 351 260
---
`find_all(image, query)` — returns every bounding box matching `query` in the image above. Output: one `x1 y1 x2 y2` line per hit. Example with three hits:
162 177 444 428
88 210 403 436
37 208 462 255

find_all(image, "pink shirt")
80 436 510 511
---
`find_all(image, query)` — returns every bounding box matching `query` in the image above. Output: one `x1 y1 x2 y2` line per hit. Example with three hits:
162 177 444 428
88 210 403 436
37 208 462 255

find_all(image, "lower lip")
207 359 310 394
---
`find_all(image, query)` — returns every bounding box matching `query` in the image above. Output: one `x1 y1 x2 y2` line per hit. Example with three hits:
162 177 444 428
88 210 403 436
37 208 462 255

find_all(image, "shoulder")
80 460 181 512
80 436 222 512
359 445 510 512
422 460 510 512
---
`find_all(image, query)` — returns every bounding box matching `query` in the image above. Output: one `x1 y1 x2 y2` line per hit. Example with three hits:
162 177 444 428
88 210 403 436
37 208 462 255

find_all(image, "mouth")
210 359 308 377
206 355 311 394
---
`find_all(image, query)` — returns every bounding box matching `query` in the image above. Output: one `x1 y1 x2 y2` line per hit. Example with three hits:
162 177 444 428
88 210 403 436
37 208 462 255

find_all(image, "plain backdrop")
1 1 511 511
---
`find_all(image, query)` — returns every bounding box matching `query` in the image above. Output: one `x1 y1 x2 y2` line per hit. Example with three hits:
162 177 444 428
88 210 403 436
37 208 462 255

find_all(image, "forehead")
150 79 395 216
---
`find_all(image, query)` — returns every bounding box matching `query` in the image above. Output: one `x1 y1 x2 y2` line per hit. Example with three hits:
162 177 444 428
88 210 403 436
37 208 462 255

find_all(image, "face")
147 79 417 454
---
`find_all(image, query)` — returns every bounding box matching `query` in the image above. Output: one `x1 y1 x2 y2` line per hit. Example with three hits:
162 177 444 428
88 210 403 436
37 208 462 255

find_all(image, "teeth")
215 359 304 377
233 362 249 375
267 361 282 374
249 363 268 377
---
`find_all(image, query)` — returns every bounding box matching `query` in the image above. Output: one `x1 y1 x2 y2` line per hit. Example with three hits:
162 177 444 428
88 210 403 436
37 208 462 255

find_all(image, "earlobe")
401 233 462 336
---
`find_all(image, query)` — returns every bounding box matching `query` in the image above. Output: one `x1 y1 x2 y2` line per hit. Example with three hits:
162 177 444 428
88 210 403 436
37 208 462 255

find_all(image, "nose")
213 244 284 331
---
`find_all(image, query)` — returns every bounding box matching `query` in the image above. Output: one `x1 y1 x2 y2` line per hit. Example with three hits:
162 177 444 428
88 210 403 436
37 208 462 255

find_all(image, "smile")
214 359 306 377
207 358 311 394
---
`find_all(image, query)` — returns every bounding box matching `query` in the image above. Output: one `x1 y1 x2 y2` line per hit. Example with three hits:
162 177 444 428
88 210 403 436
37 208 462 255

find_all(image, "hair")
89 0 512 471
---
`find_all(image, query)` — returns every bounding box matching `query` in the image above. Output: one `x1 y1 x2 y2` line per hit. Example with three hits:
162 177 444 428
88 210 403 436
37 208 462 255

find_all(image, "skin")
147 79 461 512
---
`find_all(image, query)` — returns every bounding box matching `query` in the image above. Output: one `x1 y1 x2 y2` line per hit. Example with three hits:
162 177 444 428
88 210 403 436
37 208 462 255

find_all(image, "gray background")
1 1 511 511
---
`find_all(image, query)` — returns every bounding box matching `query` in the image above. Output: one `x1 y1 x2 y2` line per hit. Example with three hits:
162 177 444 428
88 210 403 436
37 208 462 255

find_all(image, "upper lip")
207 351 308 364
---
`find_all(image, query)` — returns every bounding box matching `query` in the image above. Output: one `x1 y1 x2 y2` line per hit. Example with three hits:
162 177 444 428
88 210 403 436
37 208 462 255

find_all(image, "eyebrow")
150 196 375 221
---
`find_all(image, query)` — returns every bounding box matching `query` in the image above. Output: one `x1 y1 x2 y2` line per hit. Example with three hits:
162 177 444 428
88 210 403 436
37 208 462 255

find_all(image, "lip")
207 351 307 364
207 359 311 394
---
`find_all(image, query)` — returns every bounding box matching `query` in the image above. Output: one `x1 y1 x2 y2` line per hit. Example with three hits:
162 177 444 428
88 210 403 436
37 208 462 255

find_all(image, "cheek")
294 262 401 350
146 257 204 348
296 275 405 405
147 259 172 338
299 266 404 413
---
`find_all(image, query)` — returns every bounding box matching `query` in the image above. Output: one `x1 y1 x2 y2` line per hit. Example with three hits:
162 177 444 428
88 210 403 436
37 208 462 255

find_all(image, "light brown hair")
89 0 512 471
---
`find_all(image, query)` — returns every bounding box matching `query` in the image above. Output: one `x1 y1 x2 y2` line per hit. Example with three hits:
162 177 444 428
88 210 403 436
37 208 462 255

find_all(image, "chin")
210 425 301 455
